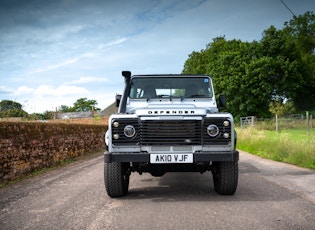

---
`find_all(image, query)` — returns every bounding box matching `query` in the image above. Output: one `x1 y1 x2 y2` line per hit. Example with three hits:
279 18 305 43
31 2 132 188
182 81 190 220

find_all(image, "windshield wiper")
147 95 174 102
188 94 207 98
156 94 170 98
146 95 169 101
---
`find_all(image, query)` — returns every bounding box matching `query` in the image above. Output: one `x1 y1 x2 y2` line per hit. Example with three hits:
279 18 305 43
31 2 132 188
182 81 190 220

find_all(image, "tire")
213 161 238 195
104 162 130 197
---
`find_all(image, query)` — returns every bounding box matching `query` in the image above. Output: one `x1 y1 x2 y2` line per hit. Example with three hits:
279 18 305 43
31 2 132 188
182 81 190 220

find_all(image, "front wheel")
212 161 238 195
104 162 130 197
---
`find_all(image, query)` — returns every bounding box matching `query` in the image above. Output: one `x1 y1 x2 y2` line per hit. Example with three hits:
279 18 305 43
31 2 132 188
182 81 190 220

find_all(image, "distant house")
54 102 118 119
102 102 118 117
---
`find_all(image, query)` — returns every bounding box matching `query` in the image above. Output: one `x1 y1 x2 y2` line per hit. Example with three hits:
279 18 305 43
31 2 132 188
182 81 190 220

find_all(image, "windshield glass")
129 77 213 99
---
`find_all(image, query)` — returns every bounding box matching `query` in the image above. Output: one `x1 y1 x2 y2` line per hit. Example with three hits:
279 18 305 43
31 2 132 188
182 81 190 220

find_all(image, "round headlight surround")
124 125 136 138
207 124 219 137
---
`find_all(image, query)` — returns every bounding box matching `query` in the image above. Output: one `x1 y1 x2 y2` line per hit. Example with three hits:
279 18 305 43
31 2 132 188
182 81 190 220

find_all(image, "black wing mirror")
218 94 226 108
115 94 122 107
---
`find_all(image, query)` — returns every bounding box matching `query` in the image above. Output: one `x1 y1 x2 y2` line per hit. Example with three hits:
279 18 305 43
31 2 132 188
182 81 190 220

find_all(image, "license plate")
150 154 193 164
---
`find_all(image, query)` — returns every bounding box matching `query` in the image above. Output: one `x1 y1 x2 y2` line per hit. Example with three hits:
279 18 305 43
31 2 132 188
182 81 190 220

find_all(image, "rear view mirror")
115 94 122 107
218 94 226 108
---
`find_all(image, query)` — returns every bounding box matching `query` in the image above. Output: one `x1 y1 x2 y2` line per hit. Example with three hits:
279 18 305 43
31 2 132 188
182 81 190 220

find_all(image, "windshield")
129 77 213 99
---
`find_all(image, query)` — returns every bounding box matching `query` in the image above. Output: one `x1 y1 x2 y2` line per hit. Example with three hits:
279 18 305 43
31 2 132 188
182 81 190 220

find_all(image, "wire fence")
240 112 314 133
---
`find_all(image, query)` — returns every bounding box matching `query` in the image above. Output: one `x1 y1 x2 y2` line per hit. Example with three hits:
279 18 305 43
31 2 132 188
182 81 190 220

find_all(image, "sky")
0 0 314 113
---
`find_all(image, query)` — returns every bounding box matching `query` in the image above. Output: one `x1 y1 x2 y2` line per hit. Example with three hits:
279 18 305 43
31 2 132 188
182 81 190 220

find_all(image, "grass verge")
236 127 315 169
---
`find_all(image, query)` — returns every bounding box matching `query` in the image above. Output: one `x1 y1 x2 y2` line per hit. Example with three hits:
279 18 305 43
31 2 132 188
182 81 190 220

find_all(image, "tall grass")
236 127 315 169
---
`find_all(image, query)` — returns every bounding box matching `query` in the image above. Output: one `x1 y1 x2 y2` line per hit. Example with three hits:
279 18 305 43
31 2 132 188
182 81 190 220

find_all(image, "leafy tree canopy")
0 100 23 111
0 100 28 118
182 11 315 118
58 97 101 112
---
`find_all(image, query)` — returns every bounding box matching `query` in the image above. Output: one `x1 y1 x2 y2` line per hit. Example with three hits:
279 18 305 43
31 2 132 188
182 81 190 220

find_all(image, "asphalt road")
0 151 314 230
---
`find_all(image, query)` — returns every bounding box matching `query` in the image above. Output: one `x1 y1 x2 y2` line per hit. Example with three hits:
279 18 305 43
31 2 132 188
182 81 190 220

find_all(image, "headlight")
223 133 229 138
124 125 136 138
207 124 219 137
223 120 230 126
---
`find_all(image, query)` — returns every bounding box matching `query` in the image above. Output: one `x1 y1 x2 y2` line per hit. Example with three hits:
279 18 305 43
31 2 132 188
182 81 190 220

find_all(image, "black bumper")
104 150 239 163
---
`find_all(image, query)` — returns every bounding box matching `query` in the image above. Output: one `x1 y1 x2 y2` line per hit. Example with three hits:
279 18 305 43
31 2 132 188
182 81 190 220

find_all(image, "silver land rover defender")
104 71 239 197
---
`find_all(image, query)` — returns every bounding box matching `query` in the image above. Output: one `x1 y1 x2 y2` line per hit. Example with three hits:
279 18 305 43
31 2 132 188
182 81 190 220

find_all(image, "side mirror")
218 94 226 108
115 94 122 107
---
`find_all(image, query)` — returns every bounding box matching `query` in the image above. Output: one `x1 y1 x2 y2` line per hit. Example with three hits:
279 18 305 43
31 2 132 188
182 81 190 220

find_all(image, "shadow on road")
122 161 299 203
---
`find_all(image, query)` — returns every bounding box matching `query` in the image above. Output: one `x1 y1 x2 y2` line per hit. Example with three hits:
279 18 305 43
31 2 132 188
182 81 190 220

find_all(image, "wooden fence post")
276 114 279 132
306 111 310 135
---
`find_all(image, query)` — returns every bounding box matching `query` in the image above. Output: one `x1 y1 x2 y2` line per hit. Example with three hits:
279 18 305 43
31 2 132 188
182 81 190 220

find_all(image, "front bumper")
104 150 239 163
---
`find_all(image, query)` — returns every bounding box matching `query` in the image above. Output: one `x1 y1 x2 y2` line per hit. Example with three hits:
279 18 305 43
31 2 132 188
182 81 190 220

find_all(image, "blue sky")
0 0 314 113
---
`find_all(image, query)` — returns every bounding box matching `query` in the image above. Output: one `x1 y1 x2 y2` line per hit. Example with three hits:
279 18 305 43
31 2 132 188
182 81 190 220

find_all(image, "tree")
183 38 273 118
283 11 315 110
57 98 101 112
182 12 315 118
0 100 28 118
71 97 100 112
0 100 23 111
269 100 296 116
284 11 315 55
58 105 71 112
261 12 315 111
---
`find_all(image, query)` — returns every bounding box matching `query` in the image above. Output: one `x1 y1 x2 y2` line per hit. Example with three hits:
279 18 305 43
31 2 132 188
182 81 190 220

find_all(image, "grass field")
236 127 315 169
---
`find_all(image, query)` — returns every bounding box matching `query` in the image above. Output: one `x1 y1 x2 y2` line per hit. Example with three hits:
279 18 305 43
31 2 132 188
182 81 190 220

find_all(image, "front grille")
140 120 202 145
203 118 231 145
111 117 231 147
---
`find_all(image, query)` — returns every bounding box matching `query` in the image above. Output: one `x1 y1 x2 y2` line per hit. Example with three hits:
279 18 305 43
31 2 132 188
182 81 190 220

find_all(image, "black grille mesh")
140 120 202 145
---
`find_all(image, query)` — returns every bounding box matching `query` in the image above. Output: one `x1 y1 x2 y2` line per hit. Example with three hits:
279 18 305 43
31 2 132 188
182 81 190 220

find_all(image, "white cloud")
27 37 127 75
19 85 116 113
30 52 96 74
34 85 89 96
31 57 81 74
66 76 108 84
98 37 128 50
0 85 13 94
15 86 35 95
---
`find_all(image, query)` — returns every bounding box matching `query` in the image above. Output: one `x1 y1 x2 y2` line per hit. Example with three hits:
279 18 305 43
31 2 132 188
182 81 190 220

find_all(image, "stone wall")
0 122 107 182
